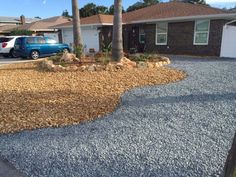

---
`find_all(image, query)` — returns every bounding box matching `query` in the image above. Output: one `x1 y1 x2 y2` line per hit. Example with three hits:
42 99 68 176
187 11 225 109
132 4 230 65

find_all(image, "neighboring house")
55 2 236 57
0 15 38 26
1 16 71 42
14 16 71 42
0 15 39 36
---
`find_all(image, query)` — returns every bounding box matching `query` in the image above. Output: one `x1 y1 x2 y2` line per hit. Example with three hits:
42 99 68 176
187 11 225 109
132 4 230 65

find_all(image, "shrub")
10 30 33 36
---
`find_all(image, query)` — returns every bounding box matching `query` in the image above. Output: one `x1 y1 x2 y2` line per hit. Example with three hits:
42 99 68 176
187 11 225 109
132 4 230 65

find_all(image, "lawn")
0 61 186 134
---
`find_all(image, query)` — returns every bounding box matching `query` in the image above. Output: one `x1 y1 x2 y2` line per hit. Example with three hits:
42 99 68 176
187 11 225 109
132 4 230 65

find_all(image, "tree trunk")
223 133 236 177
112 0 123 61
72 0 83 47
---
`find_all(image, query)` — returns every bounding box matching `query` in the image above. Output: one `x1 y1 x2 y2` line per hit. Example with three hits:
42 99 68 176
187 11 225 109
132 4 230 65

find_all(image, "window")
194 20 210 45
156 22 168 45
36 37 46 44
139 27 145 44
47 38 57 44
26 37 35 44
0 37 13 43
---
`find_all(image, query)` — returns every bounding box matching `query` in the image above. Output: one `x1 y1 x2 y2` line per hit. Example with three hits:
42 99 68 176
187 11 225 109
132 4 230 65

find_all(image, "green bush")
10 30 33 36
131 53 152 62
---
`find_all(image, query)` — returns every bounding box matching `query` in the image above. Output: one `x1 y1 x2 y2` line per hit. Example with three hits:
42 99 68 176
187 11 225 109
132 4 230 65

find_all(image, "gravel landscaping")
0 61 185 134
0 56 235 177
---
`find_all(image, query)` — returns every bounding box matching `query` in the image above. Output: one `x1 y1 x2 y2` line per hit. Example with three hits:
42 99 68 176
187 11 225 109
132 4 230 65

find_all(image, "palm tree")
112 0 123 61
72 0 83 55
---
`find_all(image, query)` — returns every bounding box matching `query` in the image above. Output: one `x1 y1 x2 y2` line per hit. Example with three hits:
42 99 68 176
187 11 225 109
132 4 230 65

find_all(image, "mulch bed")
0 61 186 134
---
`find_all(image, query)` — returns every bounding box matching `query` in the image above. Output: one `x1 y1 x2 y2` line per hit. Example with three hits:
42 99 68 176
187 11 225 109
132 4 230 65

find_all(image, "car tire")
10 49 18 58
30 50 40 60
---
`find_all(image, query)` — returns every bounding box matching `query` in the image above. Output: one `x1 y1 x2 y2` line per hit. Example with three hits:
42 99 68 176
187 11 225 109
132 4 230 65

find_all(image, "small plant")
74 44 83 58
94 42 112 65
48 52 63 63
131 53 151 62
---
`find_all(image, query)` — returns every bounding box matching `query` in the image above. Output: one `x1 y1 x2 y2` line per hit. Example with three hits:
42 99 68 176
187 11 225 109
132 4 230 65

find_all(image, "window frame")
155 22 168 46
139 27 145 44
193 19 210 45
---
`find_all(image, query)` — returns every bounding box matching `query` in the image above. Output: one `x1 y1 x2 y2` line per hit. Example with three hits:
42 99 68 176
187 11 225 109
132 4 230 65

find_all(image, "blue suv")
14 36 70 59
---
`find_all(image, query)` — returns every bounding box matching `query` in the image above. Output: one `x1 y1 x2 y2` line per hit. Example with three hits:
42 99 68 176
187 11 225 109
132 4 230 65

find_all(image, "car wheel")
10 49 18 58
63 48 69 53
30 50 40 60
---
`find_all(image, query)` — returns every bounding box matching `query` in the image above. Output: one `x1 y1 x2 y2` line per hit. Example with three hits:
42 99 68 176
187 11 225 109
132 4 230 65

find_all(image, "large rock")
52 65 65 72
60 53 80 63
120 57 137 69
159 56 171 64
87 64 96 72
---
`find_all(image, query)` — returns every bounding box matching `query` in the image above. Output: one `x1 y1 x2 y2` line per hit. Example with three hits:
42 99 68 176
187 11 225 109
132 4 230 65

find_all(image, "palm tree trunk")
112 0 123 61
72 0 83 47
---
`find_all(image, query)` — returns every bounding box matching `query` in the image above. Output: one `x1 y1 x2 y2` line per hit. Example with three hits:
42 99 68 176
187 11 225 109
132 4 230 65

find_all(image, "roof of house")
0 25 17 33
122 1 229 23
53 14 113 28
14 16 71 31
0 16 39 24
55 2 235 28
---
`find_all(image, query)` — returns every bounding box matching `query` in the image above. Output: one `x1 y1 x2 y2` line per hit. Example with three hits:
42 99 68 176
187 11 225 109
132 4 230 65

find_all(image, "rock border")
40 54 171 72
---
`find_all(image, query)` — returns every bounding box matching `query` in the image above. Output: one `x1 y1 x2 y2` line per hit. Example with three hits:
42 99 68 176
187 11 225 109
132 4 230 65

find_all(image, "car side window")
47 38 57 44
26 37 35 44
36 37 46 44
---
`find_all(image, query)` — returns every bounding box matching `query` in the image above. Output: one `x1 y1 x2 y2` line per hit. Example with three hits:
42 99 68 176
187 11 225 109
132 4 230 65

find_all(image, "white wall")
220 25 236 58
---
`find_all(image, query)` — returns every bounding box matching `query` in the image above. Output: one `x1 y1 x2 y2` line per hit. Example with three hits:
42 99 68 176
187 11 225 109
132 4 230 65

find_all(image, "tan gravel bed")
0 61 186 134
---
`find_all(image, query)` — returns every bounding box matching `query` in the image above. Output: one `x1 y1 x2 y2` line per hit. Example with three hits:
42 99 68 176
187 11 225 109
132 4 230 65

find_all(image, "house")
14 16 71 42
55 2 236 57
0 16 71 42
0 15 39 36
53 14 113 52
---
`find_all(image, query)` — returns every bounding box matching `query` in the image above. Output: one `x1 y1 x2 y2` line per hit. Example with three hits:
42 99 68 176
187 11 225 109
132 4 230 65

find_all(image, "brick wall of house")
144 19 228 56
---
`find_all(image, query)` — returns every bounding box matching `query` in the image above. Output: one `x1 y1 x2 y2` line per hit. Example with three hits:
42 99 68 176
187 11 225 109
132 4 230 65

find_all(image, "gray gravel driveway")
0 56 235 177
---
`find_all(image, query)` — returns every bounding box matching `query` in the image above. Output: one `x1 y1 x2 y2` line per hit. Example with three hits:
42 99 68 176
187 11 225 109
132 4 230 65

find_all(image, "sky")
0 0 235 19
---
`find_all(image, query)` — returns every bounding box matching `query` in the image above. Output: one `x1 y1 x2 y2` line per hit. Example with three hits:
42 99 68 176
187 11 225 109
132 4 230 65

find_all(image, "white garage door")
220 25 236 58
62 27 100 53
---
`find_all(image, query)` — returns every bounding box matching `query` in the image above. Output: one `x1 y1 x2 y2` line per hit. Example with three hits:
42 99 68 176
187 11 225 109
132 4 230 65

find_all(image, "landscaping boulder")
160 56 171 64
120 57 137 69
53 65 65 72
88 64 96 72
79 65 88 72
95 65 105 71
60 53 80 63
41 59 55 71
115 63 124 70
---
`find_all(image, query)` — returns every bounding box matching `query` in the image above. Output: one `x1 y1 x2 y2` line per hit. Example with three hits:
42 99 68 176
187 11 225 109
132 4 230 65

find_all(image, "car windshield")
0 37 13 43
